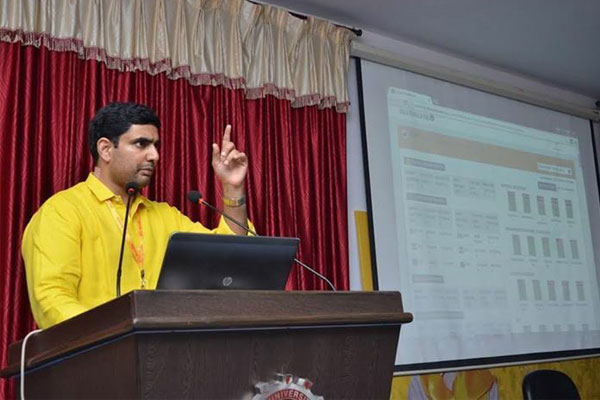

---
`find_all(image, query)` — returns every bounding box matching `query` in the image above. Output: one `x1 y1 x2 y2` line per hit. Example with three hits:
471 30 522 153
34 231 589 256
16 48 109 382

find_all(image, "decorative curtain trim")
0 0 355 112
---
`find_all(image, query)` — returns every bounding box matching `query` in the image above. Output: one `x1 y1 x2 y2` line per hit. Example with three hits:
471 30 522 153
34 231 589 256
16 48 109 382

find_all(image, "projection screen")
358 58 600 372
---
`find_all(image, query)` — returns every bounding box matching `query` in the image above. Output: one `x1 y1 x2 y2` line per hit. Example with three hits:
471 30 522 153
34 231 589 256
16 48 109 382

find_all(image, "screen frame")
354 57 600 373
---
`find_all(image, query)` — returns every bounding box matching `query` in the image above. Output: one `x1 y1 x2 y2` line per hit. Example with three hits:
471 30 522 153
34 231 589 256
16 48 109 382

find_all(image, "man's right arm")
22 201 88 329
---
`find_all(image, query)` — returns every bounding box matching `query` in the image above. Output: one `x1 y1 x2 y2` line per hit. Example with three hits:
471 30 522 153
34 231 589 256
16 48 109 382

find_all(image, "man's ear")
96 138 115 163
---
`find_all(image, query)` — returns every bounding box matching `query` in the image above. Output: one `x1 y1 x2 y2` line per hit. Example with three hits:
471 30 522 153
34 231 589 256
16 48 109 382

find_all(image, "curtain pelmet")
0 0 355 111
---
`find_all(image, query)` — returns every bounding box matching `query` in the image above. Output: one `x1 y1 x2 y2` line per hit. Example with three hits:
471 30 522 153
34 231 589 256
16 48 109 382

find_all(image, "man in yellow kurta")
22 102 251 329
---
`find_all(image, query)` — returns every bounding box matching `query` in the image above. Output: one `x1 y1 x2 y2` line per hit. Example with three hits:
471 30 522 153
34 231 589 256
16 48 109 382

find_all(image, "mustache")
138 163 155 172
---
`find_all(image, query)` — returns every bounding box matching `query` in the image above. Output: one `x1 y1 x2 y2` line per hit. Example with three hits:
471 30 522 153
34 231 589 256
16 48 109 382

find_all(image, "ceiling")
261 0 600 101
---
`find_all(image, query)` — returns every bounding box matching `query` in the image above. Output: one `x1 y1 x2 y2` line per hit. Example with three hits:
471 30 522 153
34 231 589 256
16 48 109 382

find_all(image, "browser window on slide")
385 87 600 366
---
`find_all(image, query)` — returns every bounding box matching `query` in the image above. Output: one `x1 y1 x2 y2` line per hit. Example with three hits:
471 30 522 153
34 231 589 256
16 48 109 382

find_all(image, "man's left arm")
211 124 250 235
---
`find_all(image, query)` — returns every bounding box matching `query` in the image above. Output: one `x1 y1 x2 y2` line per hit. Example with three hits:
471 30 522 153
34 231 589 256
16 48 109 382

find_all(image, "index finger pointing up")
222 124 232 145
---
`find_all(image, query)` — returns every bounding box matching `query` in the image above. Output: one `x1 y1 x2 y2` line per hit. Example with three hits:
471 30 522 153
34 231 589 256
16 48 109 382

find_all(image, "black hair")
88 102 161 163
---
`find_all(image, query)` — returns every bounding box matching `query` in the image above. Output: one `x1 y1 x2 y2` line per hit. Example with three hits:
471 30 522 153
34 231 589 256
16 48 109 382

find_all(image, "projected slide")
385 87 600 366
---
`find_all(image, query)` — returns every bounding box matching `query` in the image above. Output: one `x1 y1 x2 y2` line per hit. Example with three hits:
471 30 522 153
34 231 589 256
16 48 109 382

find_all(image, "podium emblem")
253 373 324 400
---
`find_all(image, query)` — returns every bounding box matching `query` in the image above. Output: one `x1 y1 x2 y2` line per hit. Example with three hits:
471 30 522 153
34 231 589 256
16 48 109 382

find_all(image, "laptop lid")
157 233 299 290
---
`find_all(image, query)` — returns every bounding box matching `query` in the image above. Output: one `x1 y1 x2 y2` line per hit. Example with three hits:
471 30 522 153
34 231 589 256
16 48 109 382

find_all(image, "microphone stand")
188 191 337 291
116 183 139 297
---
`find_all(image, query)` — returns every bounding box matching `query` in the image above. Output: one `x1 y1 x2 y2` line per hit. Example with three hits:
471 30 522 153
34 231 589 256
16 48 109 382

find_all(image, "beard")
133 164 155 186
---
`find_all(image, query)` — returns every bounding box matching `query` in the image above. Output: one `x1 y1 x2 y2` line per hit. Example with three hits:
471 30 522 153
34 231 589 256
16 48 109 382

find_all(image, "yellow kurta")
22 173 245 328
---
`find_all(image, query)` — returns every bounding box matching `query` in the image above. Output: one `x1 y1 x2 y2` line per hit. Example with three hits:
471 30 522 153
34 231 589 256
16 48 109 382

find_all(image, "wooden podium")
2 290 412 399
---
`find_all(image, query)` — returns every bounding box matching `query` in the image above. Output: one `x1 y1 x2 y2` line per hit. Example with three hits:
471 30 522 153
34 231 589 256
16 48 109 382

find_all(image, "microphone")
116 181 139 297
126 182 139 195
187 190 336 291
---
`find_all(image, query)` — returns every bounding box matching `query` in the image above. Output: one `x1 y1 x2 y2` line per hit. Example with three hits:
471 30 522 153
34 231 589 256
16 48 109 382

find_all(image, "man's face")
108 124 160 189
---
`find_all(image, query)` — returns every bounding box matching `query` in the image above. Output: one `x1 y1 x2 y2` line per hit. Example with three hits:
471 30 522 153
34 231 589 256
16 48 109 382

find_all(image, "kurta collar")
85 173 151 208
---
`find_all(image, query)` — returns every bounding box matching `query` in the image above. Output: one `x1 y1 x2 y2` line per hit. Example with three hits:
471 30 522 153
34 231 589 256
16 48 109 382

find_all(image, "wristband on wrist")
222 195 246 207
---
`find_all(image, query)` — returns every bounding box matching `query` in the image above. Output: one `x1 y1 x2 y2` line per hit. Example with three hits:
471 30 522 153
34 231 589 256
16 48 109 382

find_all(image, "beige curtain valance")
0 0 355 112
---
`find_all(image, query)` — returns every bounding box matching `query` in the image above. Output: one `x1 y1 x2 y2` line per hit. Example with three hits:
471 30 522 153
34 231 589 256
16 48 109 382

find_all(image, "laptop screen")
157 233 299 290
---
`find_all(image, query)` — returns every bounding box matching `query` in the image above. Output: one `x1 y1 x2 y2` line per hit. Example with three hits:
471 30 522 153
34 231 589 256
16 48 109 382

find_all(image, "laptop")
157 233 299 290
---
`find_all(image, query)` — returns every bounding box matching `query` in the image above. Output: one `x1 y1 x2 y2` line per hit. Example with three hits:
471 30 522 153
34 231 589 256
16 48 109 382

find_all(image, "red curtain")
0 41 348 398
